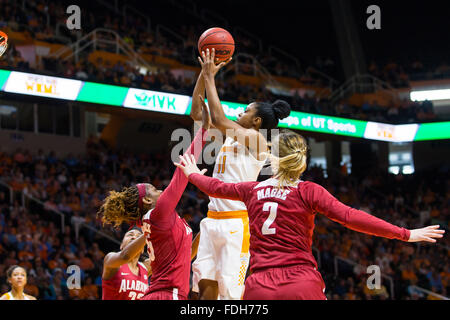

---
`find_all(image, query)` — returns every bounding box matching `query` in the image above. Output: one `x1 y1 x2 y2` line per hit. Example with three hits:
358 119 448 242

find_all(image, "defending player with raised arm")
98 103 211 300
102 228 151 300
191 48 291 300
175 129 445 300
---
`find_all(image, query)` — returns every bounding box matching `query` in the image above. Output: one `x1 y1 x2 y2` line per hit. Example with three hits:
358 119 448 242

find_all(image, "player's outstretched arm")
198 48 234 131
150 102 210 227
305 182 445 242
103 233 147 270
190 71 206 122
174 154 249 202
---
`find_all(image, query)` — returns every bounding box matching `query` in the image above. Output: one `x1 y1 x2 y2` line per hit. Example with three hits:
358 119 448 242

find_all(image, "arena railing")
327 74 397 104
268 45 302 76
334 255 395 299
24 192 120 246
3 182 122 246
48 28 156 73
155 24 187 50
408 285 450 300
0 180 13 205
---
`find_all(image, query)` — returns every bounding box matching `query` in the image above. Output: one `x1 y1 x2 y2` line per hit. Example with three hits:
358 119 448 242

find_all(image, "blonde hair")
269 129 308 188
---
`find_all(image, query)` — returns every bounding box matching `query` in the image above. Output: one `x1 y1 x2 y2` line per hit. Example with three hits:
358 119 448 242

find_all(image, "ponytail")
270 130 308 188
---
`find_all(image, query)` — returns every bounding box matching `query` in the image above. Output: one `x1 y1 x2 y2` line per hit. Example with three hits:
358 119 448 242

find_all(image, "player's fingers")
223 57 232 66
217 61 226 69
178 155 187 166
211 48 215 60
422 236 437 243
198 56 204 65
428 229 445 234
200 169 207 175
190 154 197 164
427 231 444 238
181 154 189 165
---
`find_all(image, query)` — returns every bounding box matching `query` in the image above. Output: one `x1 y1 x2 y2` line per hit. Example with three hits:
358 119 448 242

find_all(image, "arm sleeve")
188 173 251 202
304 182 410 241
150 128 208 228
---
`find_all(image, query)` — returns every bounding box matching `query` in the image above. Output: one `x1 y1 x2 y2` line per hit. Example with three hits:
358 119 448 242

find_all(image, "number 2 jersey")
188 175 411 272
102 262 149 300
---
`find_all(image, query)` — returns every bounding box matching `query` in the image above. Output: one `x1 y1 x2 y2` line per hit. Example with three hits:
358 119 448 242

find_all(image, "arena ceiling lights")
410 89 450 101
0 69 449 142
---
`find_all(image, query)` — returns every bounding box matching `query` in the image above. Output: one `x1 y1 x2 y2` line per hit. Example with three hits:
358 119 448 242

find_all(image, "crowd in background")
368 59 450 88
0 139 448 300
0 43 438 125
0 0 448 301
0 0 444 125
310 165 449 300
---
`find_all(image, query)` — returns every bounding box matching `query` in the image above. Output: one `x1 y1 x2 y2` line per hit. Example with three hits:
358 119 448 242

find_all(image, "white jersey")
208 136 267 212
1 291 34 300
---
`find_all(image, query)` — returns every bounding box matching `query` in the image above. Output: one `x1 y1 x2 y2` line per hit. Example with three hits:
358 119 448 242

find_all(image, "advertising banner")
3 71 82 100
0 69 448 142
123 88 190 115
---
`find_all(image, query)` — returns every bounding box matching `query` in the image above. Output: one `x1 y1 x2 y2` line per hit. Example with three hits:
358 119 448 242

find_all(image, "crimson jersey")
102 262 149 300
141 128 207 300
188 175 411 272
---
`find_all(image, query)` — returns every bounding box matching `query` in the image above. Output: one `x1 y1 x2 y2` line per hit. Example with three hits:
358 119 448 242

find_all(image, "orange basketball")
198 27 235 63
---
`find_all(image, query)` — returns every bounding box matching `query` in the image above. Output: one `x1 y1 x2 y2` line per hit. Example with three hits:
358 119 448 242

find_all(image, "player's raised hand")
407 225 445 243
174 154 207 178
198 48 232 78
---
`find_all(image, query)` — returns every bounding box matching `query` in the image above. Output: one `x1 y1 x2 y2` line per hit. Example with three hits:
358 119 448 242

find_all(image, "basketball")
198 27 235 62
0 30 8 57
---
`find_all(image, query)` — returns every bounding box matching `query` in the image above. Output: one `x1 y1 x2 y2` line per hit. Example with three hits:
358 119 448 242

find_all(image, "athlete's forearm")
104 234 146 268
330 205 410 241
152 129 208 224
203 75 229 128
190 71 205 121
188 173 242 201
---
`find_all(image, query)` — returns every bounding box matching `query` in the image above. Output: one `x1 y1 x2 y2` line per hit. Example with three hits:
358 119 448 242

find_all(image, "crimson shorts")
141 288 187 300
243 265 326 300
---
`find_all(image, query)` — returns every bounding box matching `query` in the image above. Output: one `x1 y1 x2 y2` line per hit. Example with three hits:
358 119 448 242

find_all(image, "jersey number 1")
262 202 278 235
217 155 227 174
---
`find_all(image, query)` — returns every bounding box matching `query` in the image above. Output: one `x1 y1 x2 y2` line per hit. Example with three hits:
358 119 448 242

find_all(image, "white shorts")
192 211 250 300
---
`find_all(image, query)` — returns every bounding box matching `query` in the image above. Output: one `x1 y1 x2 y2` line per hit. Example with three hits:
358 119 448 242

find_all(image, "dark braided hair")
254 99 291 130
98 186 141 228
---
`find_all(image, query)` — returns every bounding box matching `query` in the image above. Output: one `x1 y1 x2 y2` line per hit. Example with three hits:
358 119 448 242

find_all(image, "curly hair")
97 186 141 228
